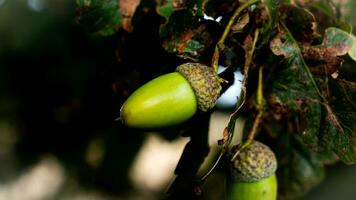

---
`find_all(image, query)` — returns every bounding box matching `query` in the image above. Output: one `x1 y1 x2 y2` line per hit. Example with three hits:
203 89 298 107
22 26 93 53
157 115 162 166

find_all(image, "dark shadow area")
0 0 181 198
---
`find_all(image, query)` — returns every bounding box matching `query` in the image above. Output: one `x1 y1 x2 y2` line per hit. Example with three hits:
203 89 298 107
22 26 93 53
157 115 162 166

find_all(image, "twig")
242 28 260 86
198 27 261 182
211 0 260 72
231 65 265 161
229 140 252 162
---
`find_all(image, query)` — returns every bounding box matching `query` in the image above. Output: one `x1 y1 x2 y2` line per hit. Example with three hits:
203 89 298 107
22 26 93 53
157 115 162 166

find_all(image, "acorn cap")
230 141 277 183
176 63 222 112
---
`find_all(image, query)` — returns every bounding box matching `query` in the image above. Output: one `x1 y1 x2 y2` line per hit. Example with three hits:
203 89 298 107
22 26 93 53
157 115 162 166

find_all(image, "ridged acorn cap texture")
230 141 277 183
176 63 222 112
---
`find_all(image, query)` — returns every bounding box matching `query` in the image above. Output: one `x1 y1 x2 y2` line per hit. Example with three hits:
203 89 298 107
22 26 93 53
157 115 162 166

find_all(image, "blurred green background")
0 0 356 200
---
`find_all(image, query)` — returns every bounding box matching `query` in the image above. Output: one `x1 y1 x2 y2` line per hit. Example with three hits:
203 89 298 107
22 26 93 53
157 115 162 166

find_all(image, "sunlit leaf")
300 27 353 76
348 34 356 61
322 27 353 56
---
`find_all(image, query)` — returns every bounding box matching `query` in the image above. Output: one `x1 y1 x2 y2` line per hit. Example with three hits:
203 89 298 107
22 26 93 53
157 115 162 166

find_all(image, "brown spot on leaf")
325 104 344 133
243 34 253 52
177 30 196 53
302 46 343 76
243 34 256 69
218 127 229 146
172 0 186 9
267 94 290 119
162 24 207 57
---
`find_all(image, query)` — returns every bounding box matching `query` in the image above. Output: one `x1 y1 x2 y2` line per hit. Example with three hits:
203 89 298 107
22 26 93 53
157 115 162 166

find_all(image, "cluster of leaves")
75 0 356 199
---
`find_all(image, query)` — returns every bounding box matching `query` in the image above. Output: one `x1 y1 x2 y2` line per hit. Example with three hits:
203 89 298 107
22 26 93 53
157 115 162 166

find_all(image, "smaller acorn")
120 63 222 129
228 141 278 200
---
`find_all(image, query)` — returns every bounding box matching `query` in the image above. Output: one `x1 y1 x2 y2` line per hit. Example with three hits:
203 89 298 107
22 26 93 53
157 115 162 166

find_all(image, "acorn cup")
228 141 278 200
120 63 222 129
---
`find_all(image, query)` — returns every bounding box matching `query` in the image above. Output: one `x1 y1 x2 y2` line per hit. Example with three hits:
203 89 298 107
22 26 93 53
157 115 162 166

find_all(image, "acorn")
228 141 278 200
120 63 222 129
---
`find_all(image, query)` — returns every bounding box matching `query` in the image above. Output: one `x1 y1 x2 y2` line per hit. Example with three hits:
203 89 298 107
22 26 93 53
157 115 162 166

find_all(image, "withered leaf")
119 0 141 32
270 24 356 164
322 79 356 164
279 4 317 44
301 27 353 75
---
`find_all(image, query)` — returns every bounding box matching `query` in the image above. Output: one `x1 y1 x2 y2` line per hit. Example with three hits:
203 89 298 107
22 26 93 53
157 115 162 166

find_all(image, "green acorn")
228 141 278 200
120 63 222 129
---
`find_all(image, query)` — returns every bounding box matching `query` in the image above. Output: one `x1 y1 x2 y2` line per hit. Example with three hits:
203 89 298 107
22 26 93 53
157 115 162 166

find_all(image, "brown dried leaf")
161 24 207 58
119 0 141 32
243 34 255 69
302 27 353 75
302 46 343 75
280 4 317 44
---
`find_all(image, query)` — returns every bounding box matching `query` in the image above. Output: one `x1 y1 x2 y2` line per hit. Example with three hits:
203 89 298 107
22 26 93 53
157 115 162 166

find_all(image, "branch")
197 28 261 183
211 0 260 72
231 65 265 161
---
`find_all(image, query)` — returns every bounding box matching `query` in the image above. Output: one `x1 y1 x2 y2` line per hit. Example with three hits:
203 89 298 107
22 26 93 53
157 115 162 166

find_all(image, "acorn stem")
232 66 265 161
242 28 260 87
257 66 265 107
247 66 265 139
211 0 260 72
196 27 261 184
222 28 261 159
230 139 252 162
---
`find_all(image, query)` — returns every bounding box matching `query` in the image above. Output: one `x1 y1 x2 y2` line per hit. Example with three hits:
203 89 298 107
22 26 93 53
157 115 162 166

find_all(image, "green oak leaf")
183 39 205 56
277 134 325 200
345 0 356 27
159 1 208 59
156 0 177 19
257 0 280 48
270 25 356 164
322 79 356 164
270 27 321 149
306 0 352 33
161 24 207 58
158 0 204 34
263 0 279 26
322 27 353 56
157 0 204 19
300 27 353 75
76 0 122 36
279 4 316 44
